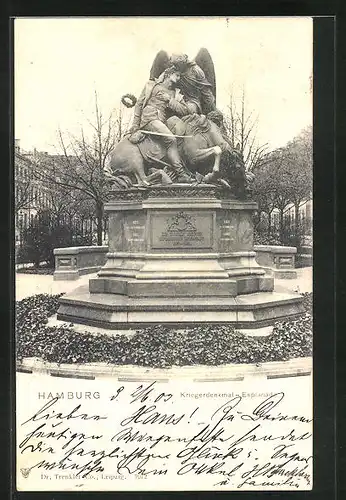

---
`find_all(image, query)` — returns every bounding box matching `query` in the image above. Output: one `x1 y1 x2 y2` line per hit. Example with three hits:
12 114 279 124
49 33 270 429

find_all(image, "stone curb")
17 357 312 382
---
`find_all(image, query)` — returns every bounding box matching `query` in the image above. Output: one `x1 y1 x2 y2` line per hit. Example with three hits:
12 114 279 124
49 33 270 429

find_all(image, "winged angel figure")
108 49 249 196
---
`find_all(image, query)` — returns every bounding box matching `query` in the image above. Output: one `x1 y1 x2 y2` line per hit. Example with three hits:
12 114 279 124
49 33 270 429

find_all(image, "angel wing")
149 50 170 80
194 48 216 102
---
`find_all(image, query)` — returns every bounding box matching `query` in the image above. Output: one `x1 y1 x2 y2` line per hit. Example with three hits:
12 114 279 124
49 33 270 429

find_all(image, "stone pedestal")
53 246 108 280
254 245 297 279
58 185 304 328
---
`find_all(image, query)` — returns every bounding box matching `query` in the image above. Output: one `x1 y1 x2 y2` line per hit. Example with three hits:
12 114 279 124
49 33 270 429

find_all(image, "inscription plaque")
220 218 236 242
279 256 293 268
151 211 213 249
124 220 146 243
217 211 254 252
122 212 147 251
58 258 72 267
217 212 236 252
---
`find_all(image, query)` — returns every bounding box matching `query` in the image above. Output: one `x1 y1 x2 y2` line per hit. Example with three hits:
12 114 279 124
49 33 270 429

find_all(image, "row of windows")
269 202 312 223
16 212 34 228
268 214 312 233
15 185 51 207
15 165 32 181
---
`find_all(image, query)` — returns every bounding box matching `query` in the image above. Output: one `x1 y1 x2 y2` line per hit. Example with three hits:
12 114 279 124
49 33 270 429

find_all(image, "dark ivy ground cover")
16 293 312 368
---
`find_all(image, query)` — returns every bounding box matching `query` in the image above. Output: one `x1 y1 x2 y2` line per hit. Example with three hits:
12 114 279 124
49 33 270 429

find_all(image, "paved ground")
15 272 98 301
19 355 312 381
16 368 312 388
275 266 312 294
15 267 312 301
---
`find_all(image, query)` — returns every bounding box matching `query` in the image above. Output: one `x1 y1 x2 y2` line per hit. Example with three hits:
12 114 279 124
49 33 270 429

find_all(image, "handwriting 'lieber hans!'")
18 382 312 489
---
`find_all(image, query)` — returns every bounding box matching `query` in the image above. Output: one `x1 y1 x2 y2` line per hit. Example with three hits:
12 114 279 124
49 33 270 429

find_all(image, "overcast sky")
14 17 312 153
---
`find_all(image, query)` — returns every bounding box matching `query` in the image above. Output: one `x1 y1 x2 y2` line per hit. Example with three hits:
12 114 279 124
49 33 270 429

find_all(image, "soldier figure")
169 53 217 115
129 66 195 180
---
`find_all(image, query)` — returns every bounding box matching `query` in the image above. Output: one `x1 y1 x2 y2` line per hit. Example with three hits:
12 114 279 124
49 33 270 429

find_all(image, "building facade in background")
271 198 313 246
15 139 100 261
15 139 53 248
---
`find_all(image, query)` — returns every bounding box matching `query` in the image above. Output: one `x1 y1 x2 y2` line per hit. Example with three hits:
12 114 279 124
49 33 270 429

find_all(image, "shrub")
254 230 281 246
18 210 91 268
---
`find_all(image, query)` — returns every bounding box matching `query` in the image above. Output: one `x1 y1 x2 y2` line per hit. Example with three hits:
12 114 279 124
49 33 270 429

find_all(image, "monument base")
57 185 304 330
57 286 304 329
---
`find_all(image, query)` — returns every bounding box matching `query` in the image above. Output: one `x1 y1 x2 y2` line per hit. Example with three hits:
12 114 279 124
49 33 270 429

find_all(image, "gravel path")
15 267 312 301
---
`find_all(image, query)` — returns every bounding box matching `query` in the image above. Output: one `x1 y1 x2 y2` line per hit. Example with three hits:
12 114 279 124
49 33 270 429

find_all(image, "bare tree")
114 106 131 143
252 126 312 245
251 156 278 236
223 88 269 172
272 156 294 242
15 152 34 215
15 180 32 215
251 146 292 240
282 126 312 243
33 92 122 245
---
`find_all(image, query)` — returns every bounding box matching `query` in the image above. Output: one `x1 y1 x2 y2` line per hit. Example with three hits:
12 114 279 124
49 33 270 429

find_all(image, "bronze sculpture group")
108 49 251 197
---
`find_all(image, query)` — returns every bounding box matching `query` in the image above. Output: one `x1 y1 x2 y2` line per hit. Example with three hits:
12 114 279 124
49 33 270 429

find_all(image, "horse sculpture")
107 113 249 197
106 48 251 197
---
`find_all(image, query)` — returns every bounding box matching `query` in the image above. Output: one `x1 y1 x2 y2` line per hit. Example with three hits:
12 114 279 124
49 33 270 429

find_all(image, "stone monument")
57 49 304 329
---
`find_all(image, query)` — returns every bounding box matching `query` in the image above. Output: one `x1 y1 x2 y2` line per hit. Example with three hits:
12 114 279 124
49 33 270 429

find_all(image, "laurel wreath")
121 93 137 108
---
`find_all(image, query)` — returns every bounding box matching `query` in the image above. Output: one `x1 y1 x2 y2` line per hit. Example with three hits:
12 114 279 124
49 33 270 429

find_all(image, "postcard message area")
16 374 312 491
